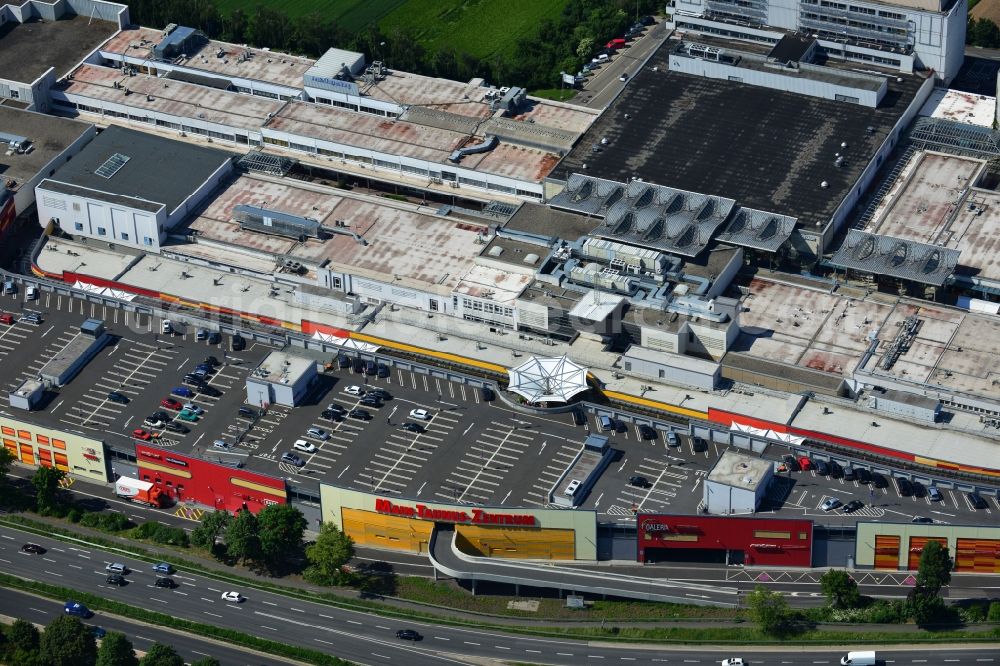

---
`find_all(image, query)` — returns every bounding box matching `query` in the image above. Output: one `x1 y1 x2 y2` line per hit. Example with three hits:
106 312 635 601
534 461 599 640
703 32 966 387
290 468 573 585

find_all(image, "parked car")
321 409 342 421
337 354 352 369
143 417 165 429
0 313 13 325
628 475 650 488
220 591 244 603
692 437 708 452
208 332 221 344
107 391 129 404
843 500 864 513
896 477 913 497
352 357 365 373
132 429 152 441
349 408 371 420
666 432 680 447
638 425 657 440
364 360 377 375
828 460 843 478
203 355 220 367
178 411 199 422
306 427 329 441
968 492 989 510
281 452 305 467
479 386 495 402
820 497 842 512
231 335 246 351
182 403 203 414
402 422 424 434
409 408 431 420
359 396 382 408
163 422 188 434
855 468 872 485
212 439 231 450
782 455 801 472
369 388 392 400
911 516 934 524
20 313 42 324
927 486 943 501
171 386 193 398
814 460 829 476
160 398 182 410
911 481 926 498
843 467 857 481
871 473 888 489
797 456 813 471
344 385 364 396
161 320 173 335
196 328 209 341
395 629 422 641
293 439 317 453
21 543 45 554
238 406 257 419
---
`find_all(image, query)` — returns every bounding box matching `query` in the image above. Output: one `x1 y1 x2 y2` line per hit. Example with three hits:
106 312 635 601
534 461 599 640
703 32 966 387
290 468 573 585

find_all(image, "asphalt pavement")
0 588 298 666
1 524 998 666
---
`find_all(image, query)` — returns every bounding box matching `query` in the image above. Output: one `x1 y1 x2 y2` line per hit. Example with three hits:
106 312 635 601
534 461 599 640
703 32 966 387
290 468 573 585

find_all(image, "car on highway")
152 562 174 575
160 398 183 410
64 601 92 618
409 408 430 420
107 391 129 404
821 497 842 512
293 439 317 453
628 475 650 488
911 516 933 524
928 486 942 501
306 427 329 441
344 385 364 396
105 562 128 574
21 543 45 554
88 626 106 639
281 452 305 467
106 574 127 586
968 492 989 510
395 629 422 641
163 422 189 434
619 72 628 82
843 500 864 513
154 577 177 588
721 659 745 666
221 591 244 603
348 408 371 421
401 422 424 434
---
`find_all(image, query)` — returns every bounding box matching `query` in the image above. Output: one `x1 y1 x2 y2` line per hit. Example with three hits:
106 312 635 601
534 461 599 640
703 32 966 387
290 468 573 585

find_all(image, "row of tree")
1 615 218 666
746 540 954 634
968 17 1000 49
120 0 663 91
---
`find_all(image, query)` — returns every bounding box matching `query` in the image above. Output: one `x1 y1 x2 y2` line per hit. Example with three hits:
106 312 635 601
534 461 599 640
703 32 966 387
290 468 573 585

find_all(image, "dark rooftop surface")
0 106 92 191
768 34 815 65
502 202 595 242
0 15 117 83
45 125 234 214
552 39 928 231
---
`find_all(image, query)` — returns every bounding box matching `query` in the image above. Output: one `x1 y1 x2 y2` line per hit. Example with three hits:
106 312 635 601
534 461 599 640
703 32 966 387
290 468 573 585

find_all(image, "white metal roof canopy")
507 355 589 403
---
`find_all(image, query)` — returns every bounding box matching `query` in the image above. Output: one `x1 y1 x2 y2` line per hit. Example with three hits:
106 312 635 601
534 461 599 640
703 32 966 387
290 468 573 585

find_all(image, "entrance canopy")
507 355 588 403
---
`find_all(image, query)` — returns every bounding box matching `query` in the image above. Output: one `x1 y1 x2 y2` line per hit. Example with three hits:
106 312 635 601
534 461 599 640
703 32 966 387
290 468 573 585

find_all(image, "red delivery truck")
115 476 167 508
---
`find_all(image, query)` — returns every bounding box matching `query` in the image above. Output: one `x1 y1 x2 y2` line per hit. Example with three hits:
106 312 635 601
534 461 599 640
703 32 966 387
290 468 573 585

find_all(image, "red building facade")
637 514 813 567
135 444 286 514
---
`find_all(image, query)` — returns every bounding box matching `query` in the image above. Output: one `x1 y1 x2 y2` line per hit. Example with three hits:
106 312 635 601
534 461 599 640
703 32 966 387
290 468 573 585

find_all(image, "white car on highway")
409 408 430 420
721 659 745 666
220 591 243 603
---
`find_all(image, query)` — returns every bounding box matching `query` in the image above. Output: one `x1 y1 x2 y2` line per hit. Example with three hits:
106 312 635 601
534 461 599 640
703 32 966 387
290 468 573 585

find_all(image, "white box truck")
841 651 876 666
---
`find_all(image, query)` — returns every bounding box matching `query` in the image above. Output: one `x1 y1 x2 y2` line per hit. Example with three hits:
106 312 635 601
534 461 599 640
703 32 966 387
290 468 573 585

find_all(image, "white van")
841 651 876 666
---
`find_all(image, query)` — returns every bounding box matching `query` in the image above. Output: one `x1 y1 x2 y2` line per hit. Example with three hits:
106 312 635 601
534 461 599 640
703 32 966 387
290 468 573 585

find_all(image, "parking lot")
4 290 1000 529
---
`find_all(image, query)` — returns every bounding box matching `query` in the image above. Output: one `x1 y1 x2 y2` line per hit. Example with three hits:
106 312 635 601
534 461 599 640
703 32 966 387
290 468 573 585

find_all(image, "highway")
0 588 299 666
1 524 998 666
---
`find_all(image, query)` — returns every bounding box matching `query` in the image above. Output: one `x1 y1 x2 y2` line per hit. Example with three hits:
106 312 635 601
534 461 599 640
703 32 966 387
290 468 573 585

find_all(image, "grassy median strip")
0 573 349 666
4 516 1000 645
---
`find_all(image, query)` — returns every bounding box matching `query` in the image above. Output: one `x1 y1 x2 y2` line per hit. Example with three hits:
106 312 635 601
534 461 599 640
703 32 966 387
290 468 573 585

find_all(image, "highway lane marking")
150 598 167 603
377 625 391 630
262 600 277 606
200 597 215 603
588 656 604 659
495 646 511 650
348 620 363 625
261 625 277 631
43 557 56 562
464 642 480 646
207 587 221 592
315 639 333 645
620 658 636 661
526 649 541 653
68 564 82 570
372 653 391 659
0 559 8 564
44 571 63 577
29 607 46 614
290 607 306 613
319 613 333 619
558 653 574 656
203 611 222 618
173 591 187 595
434 637 450 640
0 535 14 540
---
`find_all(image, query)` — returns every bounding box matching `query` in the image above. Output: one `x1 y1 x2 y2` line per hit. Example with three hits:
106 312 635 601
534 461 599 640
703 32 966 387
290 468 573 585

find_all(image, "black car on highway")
154 577 177 588
395 629 422 641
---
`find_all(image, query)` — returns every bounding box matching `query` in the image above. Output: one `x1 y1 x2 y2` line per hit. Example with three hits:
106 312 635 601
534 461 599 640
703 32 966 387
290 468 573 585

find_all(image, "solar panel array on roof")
94 153 130 179
828 229 960 286
549 174 735 257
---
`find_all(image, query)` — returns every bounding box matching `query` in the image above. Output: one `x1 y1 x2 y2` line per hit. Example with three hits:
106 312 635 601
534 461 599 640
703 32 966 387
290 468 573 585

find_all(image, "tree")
96 631 138 666
225 507 261 565
191 510 231 551
576 36 595 60
31 465 65 513
304 522 355 586
257 503 307 572
7 618 40 653
916 540 952 597
820 569 860 609
190 658 222 666
745 584 790 635
40 615 97 666
138 643 184 666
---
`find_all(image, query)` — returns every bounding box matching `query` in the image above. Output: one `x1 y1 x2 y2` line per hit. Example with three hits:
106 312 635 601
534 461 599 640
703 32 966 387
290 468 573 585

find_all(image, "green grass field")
379 0 569 60
208 0 568 60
